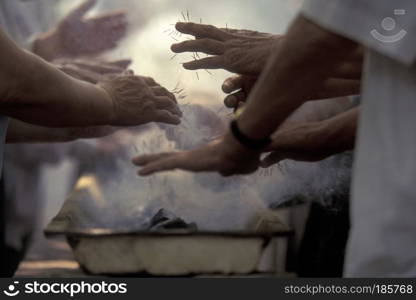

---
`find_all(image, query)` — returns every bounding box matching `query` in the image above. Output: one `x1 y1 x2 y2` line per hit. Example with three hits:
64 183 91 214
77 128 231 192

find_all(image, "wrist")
224 130 255 154
230 120 272 150
95 84 118 125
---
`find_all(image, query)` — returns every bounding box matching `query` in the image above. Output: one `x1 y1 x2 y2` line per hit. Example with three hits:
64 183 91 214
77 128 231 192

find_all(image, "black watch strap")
230 120 271 150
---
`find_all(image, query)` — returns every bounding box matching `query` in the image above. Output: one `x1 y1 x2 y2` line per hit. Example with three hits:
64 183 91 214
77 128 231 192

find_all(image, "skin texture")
33 0 127 60
6 119 117 143
54 58 132 84
172 22 280 76
223 75 360 109
133 15 359 176
99 73 182 126
261 107 359 167
6 59 132 143
0 26 180 129
172 22 363 79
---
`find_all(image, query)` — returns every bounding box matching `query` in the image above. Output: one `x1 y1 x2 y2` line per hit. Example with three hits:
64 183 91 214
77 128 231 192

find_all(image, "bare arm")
222 75 360 109
261 107 359 167
133 15 360 176
238 15 358 139
6 119 116 143
0 27 180 128
0 27 113 127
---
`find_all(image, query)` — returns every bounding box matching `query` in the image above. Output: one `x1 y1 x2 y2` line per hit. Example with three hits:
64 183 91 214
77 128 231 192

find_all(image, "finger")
109 59 132 69
138 155 184 176
222 76 244 93
153 110 181 125
133 152 176 166
90 10 126 22
171 39 226 55
154 96 181 114
175 22 231 41
142 77 157 86
123 70 134 76
260 152 284 168
182 56 225 70
67 0 96 21
88 11 127 31
73 61 124 75
224 91 246 108
61 65 102 83
152 87 176 101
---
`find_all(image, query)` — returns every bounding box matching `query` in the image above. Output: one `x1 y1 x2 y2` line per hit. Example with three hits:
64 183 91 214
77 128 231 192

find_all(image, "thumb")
260 152 283 168
67 0 96 21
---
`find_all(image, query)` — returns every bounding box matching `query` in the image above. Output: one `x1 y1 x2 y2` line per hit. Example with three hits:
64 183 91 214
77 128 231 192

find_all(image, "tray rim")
44 228 294 239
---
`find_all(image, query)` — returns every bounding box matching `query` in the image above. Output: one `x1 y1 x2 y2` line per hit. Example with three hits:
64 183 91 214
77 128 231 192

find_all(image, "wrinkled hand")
55 58 131 84
99 74 182 126
35 0 127 59
260 122 332 168
171 22 281 75
133 132 260 176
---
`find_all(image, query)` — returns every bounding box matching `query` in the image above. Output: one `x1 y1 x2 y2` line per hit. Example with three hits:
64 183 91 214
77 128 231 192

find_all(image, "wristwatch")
230 120 271 150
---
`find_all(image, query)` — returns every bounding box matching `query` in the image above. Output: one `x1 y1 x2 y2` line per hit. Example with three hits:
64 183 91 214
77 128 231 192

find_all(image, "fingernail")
182 62 192 69
225 96 237 108
222 83 230 93
175 22 185 29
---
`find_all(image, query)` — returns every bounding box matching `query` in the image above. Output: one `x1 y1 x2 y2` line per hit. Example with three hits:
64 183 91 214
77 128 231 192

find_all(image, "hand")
34 0 127 60
171 22 281 75
222 74 360 111
99 74 182 126
260 122 333 168
133 132 261 176
54 58 131 84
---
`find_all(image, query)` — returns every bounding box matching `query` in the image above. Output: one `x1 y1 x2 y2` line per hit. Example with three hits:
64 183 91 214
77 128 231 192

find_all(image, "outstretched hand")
133 132 261 177
35 0 128 60
99 73 182 126
171 22 281 75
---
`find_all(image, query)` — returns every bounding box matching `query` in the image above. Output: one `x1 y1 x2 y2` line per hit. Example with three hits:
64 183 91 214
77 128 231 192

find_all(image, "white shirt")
303 0 416 277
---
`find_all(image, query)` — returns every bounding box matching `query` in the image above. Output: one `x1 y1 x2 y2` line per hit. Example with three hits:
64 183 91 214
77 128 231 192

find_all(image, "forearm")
0 28 113 127
237 15 358 139
311 78 361 100
6 119 114 143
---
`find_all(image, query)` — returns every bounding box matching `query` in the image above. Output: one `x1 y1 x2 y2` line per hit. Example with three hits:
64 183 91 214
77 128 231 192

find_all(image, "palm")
58 0 127 57
172 22 281 76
